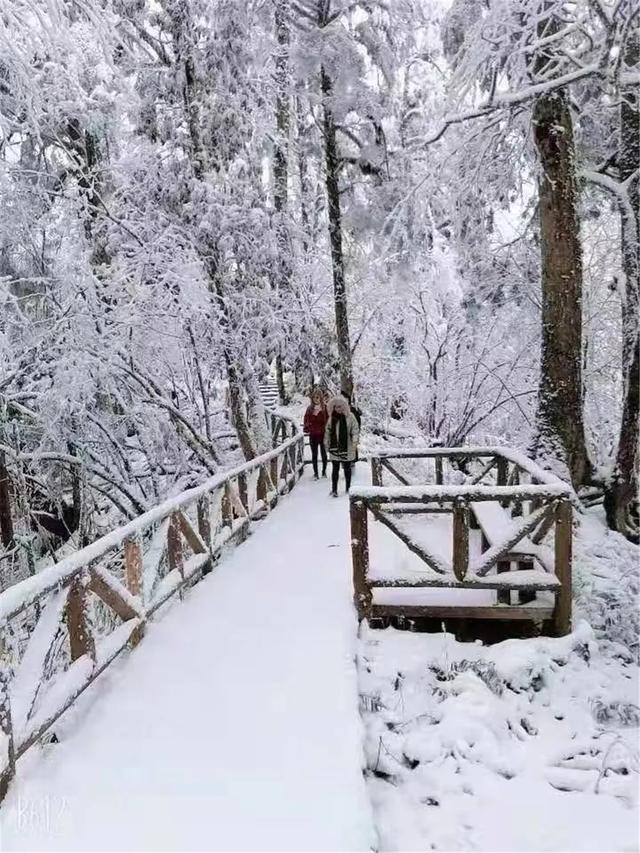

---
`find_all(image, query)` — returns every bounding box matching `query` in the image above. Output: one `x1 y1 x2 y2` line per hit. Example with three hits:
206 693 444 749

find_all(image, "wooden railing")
351 446 574 636
0 413 304 800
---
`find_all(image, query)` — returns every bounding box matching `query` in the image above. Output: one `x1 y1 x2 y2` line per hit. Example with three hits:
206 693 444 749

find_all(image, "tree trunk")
0 451 14 550
604 22 639 542
273 0 290 405
532 79 591 488
320 62 353 397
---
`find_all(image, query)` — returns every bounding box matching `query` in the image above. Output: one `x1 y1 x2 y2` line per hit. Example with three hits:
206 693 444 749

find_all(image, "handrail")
350 445 573 638
0 431 302 624
351 483 572 503
368 445 566 488
0 410 305 801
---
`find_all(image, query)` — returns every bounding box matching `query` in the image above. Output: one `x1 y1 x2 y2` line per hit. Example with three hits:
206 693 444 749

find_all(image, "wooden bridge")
0 412 304 804
0 415 574 845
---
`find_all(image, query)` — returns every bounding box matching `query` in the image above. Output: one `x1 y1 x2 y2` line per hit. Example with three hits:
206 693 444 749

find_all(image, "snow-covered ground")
359 509 639 852
0 473 375 851
1 451 638 852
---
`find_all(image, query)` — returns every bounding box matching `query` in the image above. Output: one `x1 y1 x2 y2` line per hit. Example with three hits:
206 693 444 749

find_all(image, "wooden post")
0 665 16 802
168 513 184 597
435 457 443 485
350 498 372 621
124 536 143 598
452 502 469 581
221 483 233 528
280 449 289 492
256 466 268 507
496 456 508 508
124 535 145 645
197 495 212 548
270 456 279 500
371 458 383 487
67 573 96 662
496 560 511 605
553 500 573 636
530 477 542 513
518 560 536 604
288 445 296 486
238 472 248 514
511 467 522 516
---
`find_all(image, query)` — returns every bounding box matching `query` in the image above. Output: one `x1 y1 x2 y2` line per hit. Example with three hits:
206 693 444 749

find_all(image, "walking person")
343 392 362 463
303 388 328 479
325 396 359 496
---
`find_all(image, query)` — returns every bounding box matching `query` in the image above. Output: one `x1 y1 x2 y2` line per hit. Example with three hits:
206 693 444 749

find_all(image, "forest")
0 0 638 589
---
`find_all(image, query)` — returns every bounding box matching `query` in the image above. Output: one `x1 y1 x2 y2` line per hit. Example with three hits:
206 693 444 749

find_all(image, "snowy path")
0 474 375 851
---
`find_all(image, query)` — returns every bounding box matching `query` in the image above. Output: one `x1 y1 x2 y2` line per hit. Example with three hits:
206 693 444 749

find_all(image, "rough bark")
273 0 291 405
531 14 591 488
0 450 14 549
604 22 639 542
320 62 354 397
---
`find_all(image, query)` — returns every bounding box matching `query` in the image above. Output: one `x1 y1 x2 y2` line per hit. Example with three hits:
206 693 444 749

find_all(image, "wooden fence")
0 413 304 801
351 446 574 636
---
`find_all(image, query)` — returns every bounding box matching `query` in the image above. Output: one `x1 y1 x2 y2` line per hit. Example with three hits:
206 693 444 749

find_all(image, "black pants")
309 436 327 477
331 461 352 493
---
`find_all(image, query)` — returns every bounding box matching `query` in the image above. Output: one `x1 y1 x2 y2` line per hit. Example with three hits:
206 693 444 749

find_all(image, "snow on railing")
0 411 304 801
368 445 568 489
350 447 573 637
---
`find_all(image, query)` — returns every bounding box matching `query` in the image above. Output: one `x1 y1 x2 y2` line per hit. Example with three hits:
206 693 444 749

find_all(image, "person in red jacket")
303 388 328 479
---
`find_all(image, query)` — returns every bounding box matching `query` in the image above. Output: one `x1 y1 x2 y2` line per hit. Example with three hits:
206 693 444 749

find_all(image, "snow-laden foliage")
0 0 637 587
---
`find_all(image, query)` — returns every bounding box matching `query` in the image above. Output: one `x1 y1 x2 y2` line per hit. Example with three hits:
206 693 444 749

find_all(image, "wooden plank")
384 505 448 515
176 510 208 554
124 536 145 647
167 513 183 578
67 574 95 662
470 457 497 485
381 458 411 486
531 504 556 544
88 567 140 621
350 498 371 621
369 504 449 575
354 484 570 503
371 604 554 622
473 503 554 577
370 572 560 590
553 500 572 636
452 504 469 581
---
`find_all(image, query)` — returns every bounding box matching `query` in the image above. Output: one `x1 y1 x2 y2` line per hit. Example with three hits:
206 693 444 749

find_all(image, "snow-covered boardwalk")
0 476 375 851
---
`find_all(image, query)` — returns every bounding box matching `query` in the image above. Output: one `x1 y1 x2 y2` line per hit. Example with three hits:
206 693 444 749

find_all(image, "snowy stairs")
259 379 280 410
